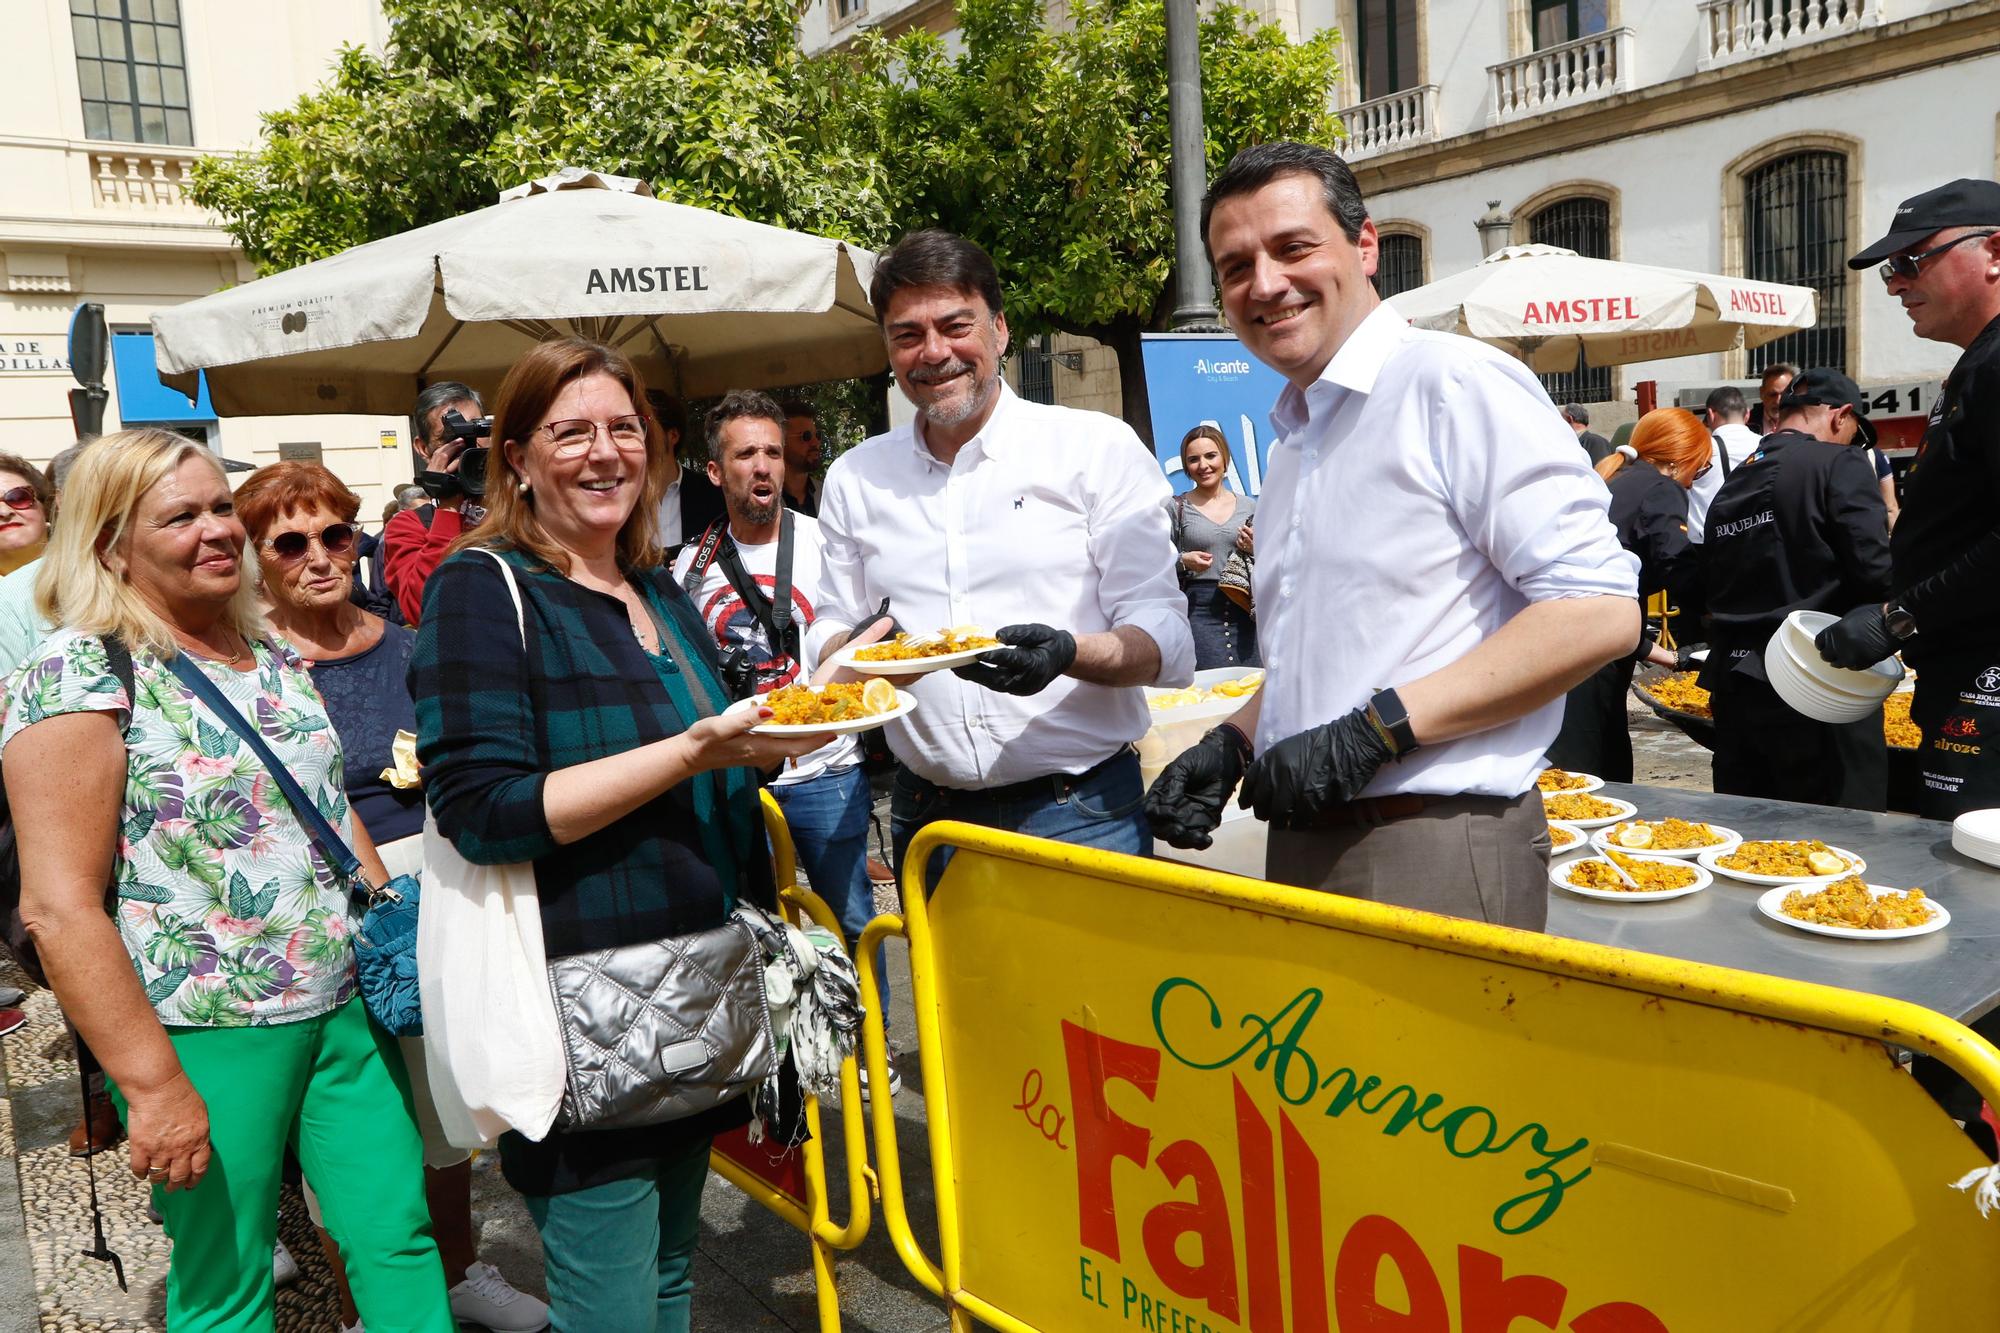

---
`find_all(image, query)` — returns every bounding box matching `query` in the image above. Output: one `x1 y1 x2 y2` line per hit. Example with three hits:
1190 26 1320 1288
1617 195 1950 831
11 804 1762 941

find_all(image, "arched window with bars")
1528 196 1612 405
1374 233 1426 299
1743 150 1848 373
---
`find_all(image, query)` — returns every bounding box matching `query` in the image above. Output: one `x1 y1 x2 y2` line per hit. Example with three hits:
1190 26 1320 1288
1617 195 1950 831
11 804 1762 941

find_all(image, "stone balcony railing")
86 145 205 212
1488 27 1634 125
1335 84 1440 162
1697 0 1884 70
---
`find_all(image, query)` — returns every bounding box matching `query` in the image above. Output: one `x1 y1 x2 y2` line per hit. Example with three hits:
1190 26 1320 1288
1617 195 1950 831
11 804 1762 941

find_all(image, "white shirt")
655 466 685 550
1691 422 1759 545
671 514 859 786
817 383 1194 788
1255 303 1639 800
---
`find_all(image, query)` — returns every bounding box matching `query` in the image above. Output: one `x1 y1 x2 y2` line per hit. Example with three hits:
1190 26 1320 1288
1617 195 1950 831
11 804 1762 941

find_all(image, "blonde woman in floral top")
1 431 453 1332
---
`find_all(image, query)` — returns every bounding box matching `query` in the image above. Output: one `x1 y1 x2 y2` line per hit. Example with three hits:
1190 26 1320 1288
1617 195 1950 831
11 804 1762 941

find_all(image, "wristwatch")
1366 687 1420 757
1884 600 1919 641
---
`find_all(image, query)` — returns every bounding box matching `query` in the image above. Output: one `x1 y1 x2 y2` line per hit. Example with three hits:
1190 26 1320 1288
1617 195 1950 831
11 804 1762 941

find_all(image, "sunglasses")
263 523 355 562
0 486 42 512
1878 230 1998 283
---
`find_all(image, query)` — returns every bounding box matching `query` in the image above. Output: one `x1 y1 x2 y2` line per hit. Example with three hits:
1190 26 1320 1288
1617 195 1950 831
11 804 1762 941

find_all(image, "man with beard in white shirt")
816 229 1194 884
1145 143 1640 930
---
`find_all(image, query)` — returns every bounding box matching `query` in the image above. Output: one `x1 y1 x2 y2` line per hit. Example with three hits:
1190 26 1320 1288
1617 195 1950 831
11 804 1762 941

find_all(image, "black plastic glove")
953 623 1076 696
848 597 902 650
1814 604 1899 670
1672 642 1706 673
1145 725 1253 850
1238 707 1393 827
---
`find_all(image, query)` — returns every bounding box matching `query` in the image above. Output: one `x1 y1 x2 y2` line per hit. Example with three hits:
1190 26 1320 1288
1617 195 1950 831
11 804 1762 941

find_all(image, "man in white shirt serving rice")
1145 143 1641 931
817 229 1195 882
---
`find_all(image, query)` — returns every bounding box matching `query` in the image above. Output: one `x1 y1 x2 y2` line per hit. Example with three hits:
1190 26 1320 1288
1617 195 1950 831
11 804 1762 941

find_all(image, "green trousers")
109 998 454 1333
523 1133 712 1333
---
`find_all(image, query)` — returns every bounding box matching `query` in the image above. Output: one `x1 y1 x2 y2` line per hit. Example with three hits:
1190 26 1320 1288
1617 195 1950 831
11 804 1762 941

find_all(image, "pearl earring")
518 479 531 495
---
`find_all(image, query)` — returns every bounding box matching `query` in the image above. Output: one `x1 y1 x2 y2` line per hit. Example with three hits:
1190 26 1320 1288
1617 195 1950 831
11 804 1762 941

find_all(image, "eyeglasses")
263 523 356 562
537 415 648 455
1878 231 1998 283
1693 461 1713 481
0 486 41 512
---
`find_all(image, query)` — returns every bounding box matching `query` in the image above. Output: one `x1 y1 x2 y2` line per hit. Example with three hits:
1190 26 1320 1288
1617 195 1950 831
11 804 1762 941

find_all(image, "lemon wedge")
1613 823 1653 849
862 679 899 715
1806 850 1846 876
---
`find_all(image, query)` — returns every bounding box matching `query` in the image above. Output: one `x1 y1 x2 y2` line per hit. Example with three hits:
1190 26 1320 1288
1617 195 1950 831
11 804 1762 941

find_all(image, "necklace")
177 629 252 666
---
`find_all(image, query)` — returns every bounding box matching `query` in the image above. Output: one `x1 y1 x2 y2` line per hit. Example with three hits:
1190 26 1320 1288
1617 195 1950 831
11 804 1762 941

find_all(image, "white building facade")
805 0 1999 419
1 0 411 511
1334 0 2000 408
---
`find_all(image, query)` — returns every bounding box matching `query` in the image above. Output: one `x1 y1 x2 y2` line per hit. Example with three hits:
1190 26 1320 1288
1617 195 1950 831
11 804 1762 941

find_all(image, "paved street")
0 705 1713 1332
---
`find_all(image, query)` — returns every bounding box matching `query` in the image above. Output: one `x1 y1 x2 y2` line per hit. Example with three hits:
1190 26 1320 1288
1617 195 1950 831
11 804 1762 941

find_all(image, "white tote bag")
416 551 566 1148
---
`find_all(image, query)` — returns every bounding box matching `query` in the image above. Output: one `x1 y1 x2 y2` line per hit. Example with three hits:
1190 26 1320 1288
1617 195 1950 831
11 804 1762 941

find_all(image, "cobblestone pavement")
1 706 1710 1331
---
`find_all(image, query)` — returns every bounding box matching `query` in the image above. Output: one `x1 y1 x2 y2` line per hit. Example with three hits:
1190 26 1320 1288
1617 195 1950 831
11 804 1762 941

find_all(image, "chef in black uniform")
1547 408 1709 780
1700 369 1891 810
1817 180 2000 820
1815 181 2000 1157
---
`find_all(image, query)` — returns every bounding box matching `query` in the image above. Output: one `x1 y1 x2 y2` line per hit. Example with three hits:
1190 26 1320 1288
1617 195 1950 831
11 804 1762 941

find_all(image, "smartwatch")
1366 687 1420 757
1884 601 1918 641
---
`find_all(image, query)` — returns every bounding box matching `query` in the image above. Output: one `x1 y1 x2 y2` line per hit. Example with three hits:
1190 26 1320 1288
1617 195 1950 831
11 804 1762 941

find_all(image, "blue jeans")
523 1133 711 1333
890 749 1150 893
772 762 885 1006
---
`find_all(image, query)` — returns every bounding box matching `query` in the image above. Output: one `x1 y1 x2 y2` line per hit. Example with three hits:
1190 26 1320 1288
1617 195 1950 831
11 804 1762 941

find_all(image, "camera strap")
680 517 731 596
684 514 798 666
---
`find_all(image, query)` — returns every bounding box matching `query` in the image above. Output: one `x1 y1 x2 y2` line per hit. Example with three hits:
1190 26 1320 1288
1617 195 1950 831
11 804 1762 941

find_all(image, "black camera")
418 409 494 499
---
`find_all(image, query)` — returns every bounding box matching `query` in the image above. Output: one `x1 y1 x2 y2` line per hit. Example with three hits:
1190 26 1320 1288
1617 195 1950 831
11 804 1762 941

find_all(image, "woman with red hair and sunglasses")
1546 408 1711 781
234 461 549 1333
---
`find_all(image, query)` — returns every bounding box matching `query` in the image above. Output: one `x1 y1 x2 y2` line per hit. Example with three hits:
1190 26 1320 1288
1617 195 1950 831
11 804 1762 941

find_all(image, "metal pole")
1166 0 1222 331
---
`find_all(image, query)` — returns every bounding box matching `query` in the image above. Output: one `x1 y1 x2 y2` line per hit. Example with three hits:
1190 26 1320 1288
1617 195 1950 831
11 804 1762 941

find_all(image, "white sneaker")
859 1062 902 1101
449 1260 551 1332
271 1237 300 1288
340 1322 365 1333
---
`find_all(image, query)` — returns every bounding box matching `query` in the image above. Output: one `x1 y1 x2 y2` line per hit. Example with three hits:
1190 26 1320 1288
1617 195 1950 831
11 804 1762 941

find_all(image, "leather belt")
913 747 1133 806
1310 792 1440 827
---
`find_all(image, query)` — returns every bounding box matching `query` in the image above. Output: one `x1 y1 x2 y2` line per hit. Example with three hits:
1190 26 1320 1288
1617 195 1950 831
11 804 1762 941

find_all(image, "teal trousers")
523 1133 713 1333
109 998 453 1333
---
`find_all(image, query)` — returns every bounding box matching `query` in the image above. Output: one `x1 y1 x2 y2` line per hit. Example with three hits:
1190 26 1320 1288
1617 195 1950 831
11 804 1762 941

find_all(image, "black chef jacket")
1606 463 1699 611
1697 429 1890 688
1889 313 2000 667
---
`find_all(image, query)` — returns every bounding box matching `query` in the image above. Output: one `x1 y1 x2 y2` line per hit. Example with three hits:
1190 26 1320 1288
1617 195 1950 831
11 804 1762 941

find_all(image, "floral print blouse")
0 629 360 1027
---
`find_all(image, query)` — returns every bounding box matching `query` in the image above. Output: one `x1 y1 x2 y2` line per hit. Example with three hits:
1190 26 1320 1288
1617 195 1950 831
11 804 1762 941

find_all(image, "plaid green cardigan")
409 546 774 958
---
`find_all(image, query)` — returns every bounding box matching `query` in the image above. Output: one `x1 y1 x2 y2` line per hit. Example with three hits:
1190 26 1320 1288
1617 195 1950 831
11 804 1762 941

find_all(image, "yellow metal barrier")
865 819 2000 1332
704 794 879 1333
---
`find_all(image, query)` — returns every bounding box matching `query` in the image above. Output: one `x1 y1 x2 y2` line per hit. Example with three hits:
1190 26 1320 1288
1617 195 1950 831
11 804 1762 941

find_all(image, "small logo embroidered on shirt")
1013 497 1025 509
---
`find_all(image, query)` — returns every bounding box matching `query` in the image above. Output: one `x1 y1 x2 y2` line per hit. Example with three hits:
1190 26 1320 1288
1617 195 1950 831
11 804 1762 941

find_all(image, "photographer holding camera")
383 382 490 625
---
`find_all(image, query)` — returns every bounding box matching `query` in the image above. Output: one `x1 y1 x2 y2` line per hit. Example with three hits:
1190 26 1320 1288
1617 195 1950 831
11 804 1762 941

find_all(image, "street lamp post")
1166 0 1222 331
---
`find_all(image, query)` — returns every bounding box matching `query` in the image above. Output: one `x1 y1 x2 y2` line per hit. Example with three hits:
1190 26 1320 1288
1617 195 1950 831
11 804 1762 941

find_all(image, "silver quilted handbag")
547 905 779 1132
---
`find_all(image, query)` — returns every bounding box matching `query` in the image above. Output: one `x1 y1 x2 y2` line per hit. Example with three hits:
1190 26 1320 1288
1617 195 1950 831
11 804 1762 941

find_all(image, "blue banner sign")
1140 333 1288 497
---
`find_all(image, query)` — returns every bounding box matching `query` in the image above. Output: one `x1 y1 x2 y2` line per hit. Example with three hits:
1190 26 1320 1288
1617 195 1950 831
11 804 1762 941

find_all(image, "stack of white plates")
1952 809 2000 869
1765 610 1901 724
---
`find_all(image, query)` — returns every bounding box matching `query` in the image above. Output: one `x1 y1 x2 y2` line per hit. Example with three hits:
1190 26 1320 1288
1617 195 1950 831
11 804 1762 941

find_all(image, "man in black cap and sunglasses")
1815 179 2000 820
1699 368 1891 810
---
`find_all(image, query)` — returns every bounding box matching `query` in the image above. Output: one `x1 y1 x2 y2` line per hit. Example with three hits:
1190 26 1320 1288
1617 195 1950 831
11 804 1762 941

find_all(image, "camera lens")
459 445 489 497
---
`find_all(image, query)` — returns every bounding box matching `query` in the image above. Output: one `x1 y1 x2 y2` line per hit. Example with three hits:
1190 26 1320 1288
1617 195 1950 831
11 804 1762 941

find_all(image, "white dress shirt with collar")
654 464 685 551
817 382 1195 788
1692 422 1759 544
1255 303 1639 800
